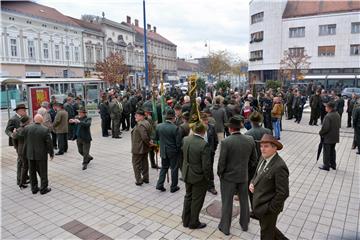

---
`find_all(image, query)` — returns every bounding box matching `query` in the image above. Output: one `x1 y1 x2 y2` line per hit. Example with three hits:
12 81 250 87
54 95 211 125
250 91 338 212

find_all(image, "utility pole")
143 0 149 89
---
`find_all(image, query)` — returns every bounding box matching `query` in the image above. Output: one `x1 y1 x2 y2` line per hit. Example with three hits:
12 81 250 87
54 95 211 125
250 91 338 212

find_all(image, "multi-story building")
176 58 200 82
249 0 360 89
1 1 84 78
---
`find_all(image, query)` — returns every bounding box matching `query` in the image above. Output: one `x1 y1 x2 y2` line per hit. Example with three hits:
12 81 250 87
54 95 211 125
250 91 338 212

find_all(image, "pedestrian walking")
271 97 283 140
23 114 54 195
249 134 289 240
217 115 257 235
319 101 341 171
72 107 93 170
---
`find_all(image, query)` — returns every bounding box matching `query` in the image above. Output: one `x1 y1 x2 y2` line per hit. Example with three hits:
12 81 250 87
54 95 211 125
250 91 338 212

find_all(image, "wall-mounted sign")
25 71 41 77
29 86 50 117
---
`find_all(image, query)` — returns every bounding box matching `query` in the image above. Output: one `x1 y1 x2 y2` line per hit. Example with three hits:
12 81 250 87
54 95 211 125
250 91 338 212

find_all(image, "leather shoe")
189 223 206 229
55 152 64 156
82 164 88 170
208 188 218 195
32 188 39 194
319 165 330 171
357 152 360 155
250 212 259 220
19 184 28 190
40 188 51 195
218 227 230 236
330 166 336 170
156 186 166 192
135 182 143 186
143 180 149 184
170 186 180 193
88 156 94 162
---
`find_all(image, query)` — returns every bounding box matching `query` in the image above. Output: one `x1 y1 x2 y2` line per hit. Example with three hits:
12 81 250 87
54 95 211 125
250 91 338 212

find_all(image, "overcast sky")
37 0 249 60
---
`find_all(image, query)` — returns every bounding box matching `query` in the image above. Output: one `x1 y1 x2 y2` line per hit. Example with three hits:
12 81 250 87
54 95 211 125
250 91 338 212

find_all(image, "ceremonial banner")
29 86 50 117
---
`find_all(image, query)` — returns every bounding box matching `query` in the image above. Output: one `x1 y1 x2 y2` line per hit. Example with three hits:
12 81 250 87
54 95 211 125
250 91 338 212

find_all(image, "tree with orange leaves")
95 52 129 86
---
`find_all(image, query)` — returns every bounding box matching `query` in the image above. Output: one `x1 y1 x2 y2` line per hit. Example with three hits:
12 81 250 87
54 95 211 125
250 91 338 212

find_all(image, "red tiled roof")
67 16 102 32
124 22 176 46
1 1 80 27
283 0 360 18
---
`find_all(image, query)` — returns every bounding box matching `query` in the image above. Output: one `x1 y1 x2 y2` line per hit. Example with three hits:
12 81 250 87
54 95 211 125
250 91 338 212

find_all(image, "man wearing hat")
37 101 52 130
217 115 258 235
5 103 29 186
174 104 184 126
319 101 341 171
131 109 153 185
249 134 289 240
182 121 210 229
53 102 69 155
71 107 93 170
64 96 76 140
155 109 181 193
245 112 272 216
11 115 31 189
109 94 123 139
144 106 160 169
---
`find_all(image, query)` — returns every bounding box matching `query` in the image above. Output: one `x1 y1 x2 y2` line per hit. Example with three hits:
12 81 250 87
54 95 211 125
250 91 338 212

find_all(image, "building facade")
1 1 84 78
249 0 360 89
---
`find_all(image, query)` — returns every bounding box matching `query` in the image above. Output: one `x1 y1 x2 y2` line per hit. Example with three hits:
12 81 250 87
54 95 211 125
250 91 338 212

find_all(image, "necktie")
258 159 267 173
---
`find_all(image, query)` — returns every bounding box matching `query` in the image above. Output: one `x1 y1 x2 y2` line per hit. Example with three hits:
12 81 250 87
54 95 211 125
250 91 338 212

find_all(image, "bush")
215 80 231 91
266 80 282 90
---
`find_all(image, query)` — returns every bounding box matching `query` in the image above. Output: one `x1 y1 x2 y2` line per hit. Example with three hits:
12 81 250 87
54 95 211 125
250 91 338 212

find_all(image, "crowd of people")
5 83 359 239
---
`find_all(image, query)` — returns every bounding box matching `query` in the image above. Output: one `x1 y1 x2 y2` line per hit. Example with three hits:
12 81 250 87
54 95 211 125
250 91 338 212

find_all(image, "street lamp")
204 40 210 55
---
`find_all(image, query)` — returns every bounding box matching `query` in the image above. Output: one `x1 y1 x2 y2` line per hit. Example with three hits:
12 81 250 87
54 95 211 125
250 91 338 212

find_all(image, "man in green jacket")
182 121 210 229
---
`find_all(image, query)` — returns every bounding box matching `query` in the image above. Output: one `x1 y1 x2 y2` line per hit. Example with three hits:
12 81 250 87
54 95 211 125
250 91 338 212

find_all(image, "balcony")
249 57 263 61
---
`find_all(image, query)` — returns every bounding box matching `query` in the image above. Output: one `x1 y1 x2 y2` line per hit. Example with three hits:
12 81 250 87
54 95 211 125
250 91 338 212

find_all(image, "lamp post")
143 0 149 90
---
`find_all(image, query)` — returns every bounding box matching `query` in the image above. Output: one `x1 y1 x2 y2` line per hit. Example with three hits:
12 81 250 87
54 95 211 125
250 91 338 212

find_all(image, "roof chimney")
153 26 156 33
126 16 131 24
134 19 139 27
147 24 151 31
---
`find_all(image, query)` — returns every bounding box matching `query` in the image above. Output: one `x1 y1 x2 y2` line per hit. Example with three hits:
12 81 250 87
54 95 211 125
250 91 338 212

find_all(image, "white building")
249 0 360 89
1 1 84 78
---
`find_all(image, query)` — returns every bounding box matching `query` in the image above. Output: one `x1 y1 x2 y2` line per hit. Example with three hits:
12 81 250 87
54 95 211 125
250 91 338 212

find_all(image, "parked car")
341 87 360 98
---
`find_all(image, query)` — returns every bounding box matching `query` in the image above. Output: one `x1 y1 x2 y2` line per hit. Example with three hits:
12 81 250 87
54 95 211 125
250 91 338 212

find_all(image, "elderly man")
182 95 191 113
53 102 69 155
5 103 28 186
109 94 123 139
155 109 181 193
249 134 289 240
23 114 54 195
217 115 258 235
319 101 341 171
71 107 93 170
37 101 52 129
211 96 228 142
131 109 153 185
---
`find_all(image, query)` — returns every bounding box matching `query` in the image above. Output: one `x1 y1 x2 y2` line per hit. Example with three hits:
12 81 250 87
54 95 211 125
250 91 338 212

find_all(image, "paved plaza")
1 110 359 240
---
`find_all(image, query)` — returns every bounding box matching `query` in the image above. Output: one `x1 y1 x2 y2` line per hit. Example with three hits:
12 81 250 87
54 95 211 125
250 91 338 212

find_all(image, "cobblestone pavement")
1 111 359 240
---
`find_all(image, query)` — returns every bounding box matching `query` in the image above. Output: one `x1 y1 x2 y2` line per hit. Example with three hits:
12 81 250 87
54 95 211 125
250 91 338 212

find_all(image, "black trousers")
309 109 320 125
208 152 215 190
122 113 130 130
29 160 48 192
51 132 57 148
259 213 288 240
148 150 157 167
101 118 109 136
320 109 327 124
347 112 352 127
286 105 293 119
77 139 92 164
57 133 68 154
68 124 75 140
130 112 136 129
18 155 29 186
323 143 336 169
182 179 208 228
156 156 178 191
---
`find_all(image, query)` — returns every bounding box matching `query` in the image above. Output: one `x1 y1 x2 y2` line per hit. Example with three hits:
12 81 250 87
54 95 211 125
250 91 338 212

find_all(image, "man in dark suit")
319 101 341 171
72 107 93 170
23 114 54 195
353 99 360 154
131 109 153 185
245 112 272 216
201 113 218 195
182 121 210 229
249 134 289 240
217 115 258 235
155 109 181 193
5 103 28 185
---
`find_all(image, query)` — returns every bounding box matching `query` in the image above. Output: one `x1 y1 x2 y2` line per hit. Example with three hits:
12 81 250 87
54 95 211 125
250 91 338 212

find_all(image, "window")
74 47 79 62
250 31 263 43
55 45 60 60
251 12 264 24
352 22 360 33
318 45 335 56
86 46 93 63
43 43 49 59
10 39 17 57
96 48 102 61
28 40 35 58
250 50 263 61
289 27 305 38
65 46 70 60
350 44 360 55
319 24 336 36
289 47 305 57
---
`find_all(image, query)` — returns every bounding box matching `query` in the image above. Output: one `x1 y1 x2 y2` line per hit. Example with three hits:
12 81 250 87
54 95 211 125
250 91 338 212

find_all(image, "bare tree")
206 50 231 81
95 52 129 86
81 14 99 23
280 49 311 83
